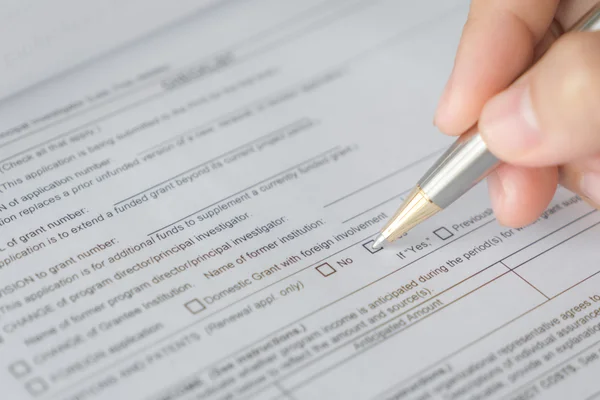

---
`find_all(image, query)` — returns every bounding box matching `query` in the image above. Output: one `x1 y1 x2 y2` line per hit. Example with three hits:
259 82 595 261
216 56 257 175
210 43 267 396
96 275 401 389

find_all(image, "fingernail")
581 172 600 205
479 84 542 159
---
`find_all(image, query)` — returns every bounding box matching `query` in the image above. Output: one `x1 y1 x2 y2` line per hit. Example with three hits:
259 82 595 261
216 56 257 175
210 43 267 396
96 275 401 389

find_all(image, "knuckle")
553 34 600 108
543 33 600 135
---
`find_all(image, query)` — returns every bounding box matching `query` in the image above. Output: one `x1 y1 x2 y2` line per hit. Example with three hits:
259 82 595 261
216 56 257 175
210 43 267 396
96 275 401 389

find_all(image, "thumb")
477 31 600 167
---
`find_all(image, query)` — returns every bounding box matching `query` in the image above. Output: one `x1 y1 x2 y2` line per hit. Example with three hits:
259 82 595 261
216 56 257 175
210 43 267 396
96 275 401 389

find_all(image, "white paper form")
1 1 600 399
0 0 225 100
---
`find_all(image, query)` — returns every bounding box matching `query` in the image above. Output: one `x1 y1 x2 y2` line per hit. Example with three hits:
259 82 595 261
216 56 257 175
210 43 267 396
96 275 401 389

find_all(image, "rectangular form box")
363 240 383 254
434 227 454 240
184 299 206 315
316 263 336 277
511 222 600 297
502 211 600 270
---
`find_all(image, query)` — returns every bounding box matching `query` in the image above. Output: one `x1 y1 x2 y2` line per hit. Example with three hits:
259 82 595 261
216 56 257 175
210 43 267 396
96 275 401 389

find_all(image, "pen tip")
372 234 386 250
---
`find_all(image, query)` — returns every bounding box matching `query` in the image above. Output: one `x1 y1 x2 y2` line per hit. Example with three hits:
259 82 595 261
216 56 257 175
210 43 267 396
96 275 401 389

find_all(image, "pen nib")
372 234 386 250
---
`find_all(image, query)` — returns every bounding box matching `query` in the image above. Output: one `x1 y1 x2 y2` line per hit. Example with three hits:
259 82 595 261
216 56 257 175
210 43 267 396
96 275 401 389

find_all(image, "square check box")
363 240 383 254
184 299 206 315
434 227 454 240
25 377 48 397
316 263 336 277
8 360 31 379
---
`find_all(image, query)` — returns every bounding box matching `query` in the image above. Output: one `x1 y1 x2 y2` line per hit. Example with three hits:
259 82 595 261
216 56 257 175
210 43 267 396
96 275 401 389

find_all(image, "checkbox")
362 240 383 254
184 299 206 314
316 263 336 277
8 360 31 379
25 377 48 396
434 227 454 240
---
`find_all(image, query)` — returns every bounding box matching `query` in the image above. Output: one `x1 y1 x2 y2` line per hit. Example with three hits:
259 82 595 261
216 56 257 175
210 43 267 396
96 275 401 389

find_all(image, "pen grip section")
418 126 500 208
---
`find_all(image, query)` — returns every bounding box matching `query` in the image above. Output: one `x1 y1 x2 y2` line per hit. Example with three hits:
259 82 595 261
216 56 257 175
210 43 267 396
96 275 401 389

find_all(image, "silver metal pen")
373 3 600 249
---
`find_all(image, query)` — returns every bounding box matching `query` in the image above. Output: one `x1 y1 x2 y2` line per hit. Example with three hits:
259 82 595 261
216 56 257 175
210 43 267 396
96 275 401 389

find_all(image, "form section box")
184 299 206 315
8 360 31 379
434 227 454 240
316 263 336 277
511 223 600 297
363 240 383 254
25 377 48 396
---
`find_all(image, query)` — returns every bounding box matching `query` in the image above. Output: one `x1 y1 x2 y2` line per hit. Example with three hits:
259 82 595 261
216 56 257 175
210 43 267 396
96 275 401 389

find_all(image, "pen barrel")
418 127 499 208
572 3 600 32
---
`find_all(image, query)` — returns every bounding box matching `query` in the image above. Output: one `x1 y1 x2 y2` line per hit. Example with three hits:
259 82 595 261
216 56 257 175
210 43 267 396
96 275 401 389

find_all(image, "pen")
373 3 600 249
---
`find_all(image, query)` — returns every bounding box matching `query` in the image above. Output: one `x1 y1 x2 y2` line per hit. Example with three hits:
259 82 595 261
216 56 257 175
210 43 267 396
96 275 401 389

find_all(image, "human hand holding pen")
434 0 600 228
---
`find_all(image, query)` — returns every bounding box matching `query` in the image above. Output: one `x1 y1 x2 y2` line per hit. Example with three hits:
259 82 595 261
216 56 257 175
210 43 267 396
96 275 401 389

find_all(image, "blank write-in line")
342 189 409 224
511 219 600 273
323 148 444 209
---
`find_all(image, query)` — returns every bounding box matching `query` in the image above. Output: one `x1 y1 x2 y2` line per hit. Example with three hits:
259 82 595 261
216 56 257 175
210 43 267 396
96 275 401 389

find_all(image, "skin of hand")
434 0 600 227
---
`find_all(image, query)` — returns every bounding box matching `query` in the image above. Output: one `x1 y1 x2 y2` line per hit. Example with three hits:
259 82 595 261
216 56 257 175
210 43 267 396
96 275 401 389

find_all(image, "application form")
1 1 599 399
0 0 224 100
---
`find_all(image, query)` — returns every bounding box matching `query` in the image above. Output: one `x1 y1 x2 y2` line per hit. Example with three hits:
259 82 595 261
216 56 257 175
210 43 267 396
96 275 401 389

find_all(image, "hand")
434 0 600 227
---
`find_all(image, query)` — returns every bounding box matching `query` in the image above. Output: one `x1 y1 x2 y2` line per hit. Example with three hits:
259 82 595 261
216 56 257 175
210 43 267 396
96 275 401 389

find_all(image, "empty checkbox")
8 360 31 379
184 299 206 314
316 263 336 277
362 240 383 254
25 377 48 396
434 227 454 240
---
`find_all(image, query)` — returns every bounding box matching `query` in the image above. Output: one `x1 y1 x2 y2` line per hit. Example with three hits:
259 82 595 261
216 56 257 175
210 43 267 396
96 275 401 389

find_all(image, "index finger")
434 0 560 135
